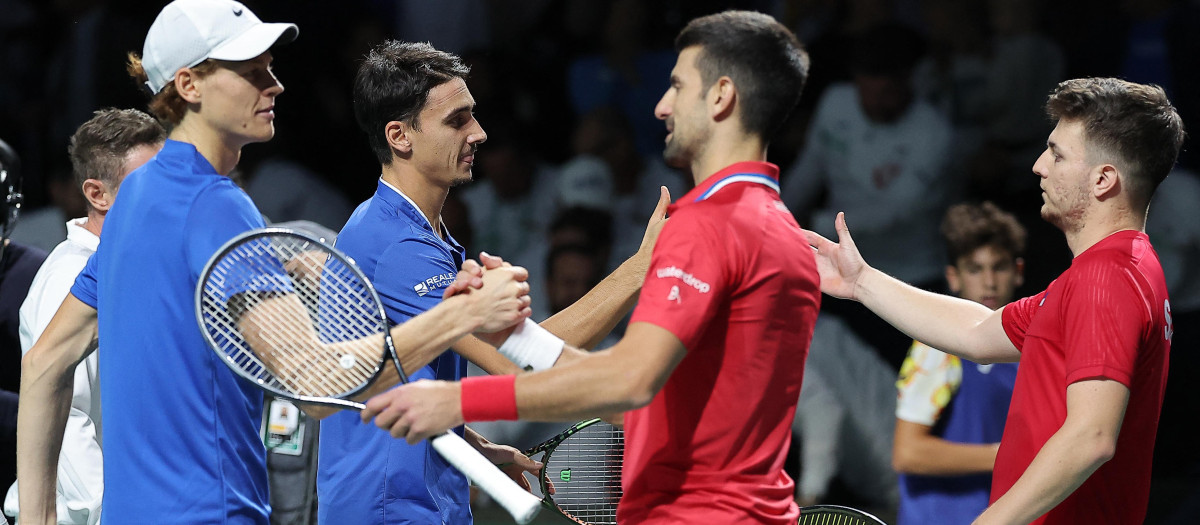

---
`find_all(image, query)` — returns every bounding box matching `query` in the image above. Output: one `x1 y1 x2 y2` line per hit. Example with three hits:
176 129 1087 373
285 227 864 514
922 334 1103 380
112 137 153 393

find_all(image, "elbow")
612 374 658 412
21 345 63 388
1085 434 1118 468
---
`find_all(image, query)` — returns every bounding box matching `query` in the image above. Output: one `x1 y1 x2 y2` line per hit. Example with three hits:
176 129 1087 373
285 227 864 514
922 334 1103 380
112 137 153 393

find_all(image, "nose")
654 90 673 121
1031 150 1050 178
264 69 284 97
469 121 487 145
982 269 998 289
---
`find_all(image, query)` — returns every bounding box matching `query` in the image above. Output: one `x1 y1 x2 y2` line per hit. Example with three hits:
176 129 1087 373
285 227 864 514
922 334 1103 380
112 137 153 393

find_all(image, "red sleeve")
1060 257 1148 387
1001 291 1043 351
629 211 730 350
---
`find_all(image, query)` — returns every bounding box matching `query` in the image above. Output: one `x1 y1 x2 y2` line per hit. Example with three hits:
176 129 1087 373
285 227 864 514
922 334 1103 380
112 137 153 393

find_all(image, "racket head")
529 418 624 525
798 504 888 525
195 227 390 407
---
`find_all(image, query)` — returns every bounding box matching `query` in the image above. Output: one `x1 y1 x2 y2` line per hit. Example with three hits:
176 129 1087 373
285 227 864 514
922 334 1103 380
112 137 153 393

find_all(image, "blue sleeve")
70 253 99 308
372 238 458 323
183 181 267 279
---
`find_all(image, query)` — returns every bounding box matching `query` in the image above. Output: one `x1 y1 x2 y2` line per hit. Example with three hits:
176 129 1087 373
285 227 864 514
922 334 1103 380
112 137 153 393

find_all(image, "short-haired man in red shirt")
359 10 820 525
805 77 1182 524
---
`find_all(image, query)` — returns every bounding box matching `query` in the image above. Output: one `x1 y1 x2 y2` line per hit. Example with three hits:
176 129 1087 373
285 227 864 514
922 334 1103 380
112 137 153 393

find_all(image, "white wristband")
498 319 565 371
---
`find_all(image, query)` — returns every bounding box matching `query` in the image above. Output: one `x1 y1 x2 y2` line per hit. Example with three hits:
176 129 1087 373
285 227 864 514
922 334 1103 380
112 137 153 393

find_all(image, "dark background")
2 0 1197 522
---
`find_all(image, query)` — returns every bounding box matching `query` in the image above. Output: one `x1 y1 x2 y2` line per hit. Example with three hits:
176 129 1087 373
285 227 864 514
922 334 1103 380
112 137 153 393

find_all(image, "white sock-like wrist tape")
498 319 565 371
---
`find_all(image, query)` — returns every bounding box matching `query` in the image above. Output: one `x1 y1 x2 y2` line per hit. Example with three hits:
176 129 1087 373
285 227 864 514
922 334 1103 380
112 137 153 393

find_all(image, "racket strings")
199 234 387 399
548 423 624 525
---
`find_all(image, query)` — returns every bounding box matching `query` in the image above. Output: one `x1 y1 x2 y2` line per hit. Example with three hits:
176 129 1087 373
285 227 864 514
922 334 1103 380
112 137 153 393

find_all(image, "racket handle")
430 432 542 524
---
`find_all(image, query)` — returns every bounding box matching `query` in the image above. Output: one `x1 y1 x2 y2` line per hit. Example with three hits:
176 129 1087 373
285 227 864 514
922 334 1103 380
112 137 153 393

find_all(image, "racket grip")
430 432 542 524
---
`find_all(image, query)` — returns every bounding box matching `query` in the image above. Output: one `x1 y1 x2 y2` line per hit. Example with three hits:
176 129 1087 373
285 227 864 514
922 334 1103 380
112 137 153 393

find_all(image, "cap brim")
209 22 298 62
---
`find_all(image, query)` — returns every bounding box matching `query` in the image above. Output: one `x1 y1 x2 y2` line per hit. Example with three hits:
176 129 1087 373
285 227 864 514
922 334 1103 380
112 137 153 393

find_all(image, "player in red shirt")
359 10 818 524
804 77 1181 524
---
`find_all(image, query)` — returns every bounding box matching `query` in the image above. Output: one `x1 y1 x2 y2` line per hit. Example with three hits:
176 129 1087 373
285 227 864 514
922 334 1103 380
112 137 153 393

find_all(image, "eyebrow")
1047 141 1062 154
441 103 475 123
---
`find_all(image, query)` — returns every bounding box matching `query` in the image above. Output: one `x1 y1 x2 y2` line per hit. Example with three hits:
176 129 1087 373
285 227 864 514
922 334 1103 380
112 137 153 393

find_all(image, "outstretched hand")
637 186 671 256
362 380 463 444
801 212 871 301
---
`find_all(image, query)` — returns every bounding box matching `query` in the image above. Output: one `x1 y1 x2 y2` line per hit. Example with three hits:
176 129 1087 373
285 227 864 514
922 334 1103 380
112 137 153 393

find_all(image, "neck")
169 118 242 176
1063 206 1145 256
689 130 767 187
381 162 449 235
82 209 104 237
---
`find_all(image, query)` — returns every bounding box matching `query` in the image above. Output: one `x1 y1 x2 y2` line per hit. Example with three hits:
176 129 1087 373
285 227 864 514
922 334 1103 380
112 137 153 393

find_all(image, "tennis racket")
798 504 888 524
523 418 624 525
195 227 541 524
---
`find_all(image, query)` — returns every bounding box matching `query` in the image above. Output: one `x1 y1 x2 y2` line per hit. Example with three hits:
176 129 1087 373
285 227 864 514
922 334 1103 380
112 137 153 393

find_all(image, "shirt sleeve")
372 237 458 322
20 255 84 353
1060 258 1148 387
69 253 99 309
895 341 962 425
629 211 730 350
1001 290 1045 350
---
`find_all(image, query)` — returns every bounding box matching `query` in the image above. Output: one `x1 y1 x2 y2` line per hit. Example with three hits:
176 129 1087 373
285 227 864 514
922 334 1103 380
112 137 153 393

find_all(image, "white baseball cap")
141 0 298 94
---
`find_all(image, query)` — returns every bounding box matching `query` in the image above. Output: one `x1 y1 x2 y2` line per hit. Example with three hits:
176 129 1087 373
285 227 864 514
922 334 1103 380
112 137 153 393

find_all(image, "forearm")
541 254 647 350
452 336 525 375
360 294 484 397
857 268 1011 363
17 351 82 523
893 433 999 476
975 428 1110 524
513 347 650 421
976 381 1125 524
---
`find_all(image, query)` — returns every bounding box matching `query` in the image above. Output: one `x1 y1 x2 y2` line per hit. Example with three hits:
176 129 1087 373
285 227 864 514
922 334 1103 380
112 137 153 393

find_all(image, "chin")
662 146 689 169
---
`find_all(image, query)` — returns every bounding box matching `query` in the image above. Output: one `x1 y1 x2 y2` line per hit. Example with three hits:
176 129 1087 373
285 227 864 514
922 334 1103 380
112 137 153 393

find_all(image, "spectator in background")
243 157 354 232
782 23 954 368
6 168 86 253
792 314 899 515
914 0 1064 200
558 107 688 272
566 0 675 157
1145 167 1200 497
893 202 1025 524
1 136 48 514
3 108 165 524
459 121 560 310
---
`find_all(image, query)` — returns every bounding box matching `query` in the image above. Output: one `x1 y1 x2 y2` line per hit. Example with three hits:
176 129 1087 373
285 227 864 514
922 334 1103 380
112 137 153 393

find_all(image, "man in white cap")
15 1 530 523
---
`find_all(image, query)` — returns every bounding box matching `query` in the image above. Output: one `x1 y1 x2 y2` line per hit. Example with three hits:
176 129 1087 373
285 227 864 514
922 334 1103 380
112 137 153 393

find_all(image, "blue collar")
373 179 464 253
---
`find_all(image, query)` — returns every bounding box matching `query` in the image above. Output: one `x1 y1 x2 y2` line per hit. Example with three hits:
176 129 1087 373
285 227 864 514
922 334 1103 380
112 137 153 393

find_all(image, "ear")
81 179 113 212
945 264 962 295
709 76 737 122
1013 257 1025 289
174 67 203 104
386 121 412 157
1094 163 1121 199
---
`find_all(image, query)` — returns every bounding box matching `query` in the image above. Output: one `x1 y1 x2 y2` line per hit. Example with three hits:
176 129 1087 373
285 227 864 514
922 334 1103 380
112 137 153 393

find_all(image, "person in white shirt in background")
4 108 164 525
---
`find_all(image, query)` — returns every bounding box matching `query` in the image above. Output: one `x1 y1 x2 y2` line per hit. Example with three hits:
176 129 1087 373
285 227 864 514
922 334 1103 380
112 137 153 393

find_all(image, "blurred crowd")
3 0 1199 522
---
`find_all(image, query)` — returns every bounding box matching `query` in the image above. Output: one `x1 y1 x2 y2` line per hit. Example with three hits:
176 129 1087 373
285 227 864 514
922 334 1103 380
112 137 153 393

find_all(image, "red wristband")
460 375 518 422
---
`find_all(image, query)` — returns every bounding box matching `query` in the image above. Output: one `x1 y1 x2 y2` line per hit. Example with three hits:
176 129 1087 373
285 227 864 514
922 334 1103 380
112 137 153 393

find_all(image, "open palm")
801 212 869 300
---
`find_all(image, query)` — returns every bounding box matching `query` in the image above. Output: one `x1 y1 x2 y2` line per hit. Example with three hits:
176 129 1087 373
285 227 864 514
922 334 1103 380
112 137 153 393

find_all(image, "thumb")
834 212 854 246
651 186 670 221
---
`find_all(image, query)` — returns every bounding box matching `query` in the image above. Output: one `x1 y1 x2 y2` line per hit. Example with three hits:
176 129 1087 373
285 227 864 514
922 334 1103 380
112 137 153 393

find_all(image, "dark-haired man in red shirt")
358 10 821 525
804 77 1180 524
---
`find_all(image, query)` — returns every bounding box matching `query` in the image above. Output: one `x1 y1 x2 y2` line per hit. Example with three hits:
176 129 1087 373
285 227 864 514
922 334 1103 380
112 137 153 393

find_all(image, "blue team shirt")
897 361 1017 524
71 140 270 523
317 179 470 524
